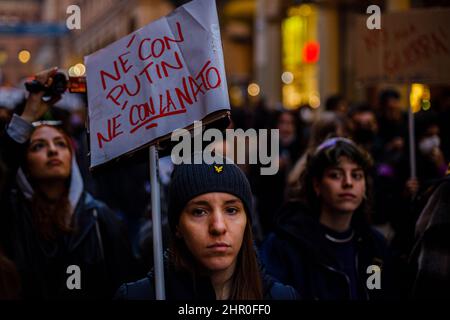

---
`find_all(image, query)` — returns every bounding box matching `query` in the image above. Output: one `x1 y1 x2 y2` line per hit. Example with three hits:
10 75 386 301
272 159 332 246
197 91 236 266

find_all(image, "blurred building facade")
222 0 391 110
0 0 448 111
0 0 43 85
0 0 175 86
221 0 449 111
57 0 174 70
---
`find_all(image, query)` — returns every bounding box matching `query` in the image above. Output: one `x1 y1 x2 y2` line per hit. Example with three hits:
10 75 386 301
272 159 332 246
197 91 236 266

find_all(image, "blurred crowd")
0 77 449 300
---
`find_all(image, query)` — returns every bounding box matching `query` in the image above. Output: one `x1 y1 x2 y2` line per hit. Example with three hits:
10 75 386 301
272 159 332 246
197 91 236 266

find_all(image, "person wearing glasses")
260 137 394 300
0 68 137 299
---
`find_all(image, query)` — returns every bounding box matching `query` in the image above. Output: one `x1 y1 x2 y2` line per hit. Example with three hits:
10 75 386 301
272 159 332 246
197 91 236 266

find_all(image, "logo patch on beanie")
214 165 223 173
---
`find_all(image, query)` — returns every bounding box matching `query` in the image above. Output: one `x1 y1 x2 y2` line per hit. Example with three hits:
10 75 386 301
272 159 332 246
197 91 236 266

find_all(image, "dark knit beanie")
168 159 253 232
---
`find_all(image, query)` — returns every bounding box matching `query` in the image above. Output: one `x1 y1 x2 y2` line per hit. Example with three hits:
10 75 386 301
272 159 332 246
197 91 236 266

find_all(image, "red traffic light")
303 41 320 63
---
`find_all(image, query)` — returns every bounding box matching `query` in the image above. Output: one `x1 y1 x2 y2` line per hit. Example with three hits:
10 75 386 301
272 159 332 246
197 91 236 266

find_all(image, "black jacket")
115 264 299 300
260 202 394 300
409 176 450 299
0 119 139 299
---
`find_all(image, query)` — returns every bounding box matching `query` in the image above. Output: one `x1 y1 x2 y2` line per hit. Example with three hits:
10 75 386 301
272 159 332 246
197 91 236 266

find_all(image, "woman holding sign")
0 68 139 299
116 158 298 300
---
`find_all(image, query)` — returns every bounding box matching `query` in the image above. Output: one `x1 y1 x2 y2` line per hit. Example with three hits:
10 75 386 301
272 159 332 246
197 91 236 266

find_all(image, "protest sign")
355 8 450 84
85 0 229 168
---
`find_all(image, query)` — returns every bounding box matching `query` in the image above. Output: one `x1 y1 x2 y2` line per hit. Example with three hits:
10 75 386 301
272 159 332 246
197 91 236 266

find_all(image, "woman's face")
177 192 247 273
313 156 366 215
26 126 72 181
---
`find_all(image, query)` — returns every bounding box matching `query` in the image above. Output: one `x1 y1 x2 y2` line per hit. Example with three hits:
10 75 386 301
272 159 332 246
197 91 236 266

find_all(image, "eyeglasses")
31 120 63 127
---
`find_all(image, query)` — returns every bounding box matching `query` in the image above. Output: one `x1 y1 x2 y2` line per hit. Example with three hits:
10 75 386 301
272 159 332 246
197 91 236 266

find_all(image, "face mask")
419 135 440 154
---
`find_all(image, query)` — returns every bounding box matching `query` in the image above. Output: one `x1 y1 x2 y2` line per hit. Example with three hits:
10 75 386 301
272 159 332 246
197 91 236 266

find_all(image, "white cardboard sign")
85 0 229 168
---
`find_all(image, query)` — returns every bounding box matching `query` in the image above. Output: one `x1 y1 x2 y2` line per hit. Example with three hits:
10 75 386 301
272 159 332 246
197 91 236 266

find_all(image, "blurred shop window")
282 4 319 110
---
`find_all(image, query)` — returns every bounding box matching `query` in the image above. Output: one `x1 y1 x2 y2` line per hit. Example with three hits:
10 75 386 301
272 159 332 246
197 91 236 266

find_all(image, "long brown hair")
25 125 74 240
170 219 263 300
31 189 73 240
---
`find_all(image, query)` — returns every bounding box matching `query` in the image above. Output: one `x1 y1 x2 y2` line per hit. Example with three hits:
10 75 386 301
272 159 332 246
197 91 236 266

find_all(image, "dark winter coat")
115 262 299 300
409 175 450 299
0 115 139 299
260 201 394 300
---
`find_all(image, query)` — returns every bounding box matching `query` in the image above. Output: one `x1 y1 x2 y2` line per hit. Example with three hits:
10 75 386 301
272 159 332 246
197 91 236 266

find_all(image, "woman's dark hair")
298 138 374 224
169 218 263 300
31 190 72 241
24 125 74 240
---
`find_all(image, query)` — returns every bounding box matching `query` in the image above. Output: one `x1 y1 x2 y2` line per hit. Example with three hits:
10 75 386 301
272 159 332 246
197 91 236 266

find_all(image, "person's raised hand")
21 67 61 123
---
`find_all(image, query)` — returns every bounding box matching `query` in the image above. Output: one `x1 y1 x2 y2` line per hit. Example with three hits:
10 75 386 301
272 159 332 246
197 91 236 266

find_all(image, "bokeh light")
281 71 294 84
18 50 31 63
248 83 260 97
